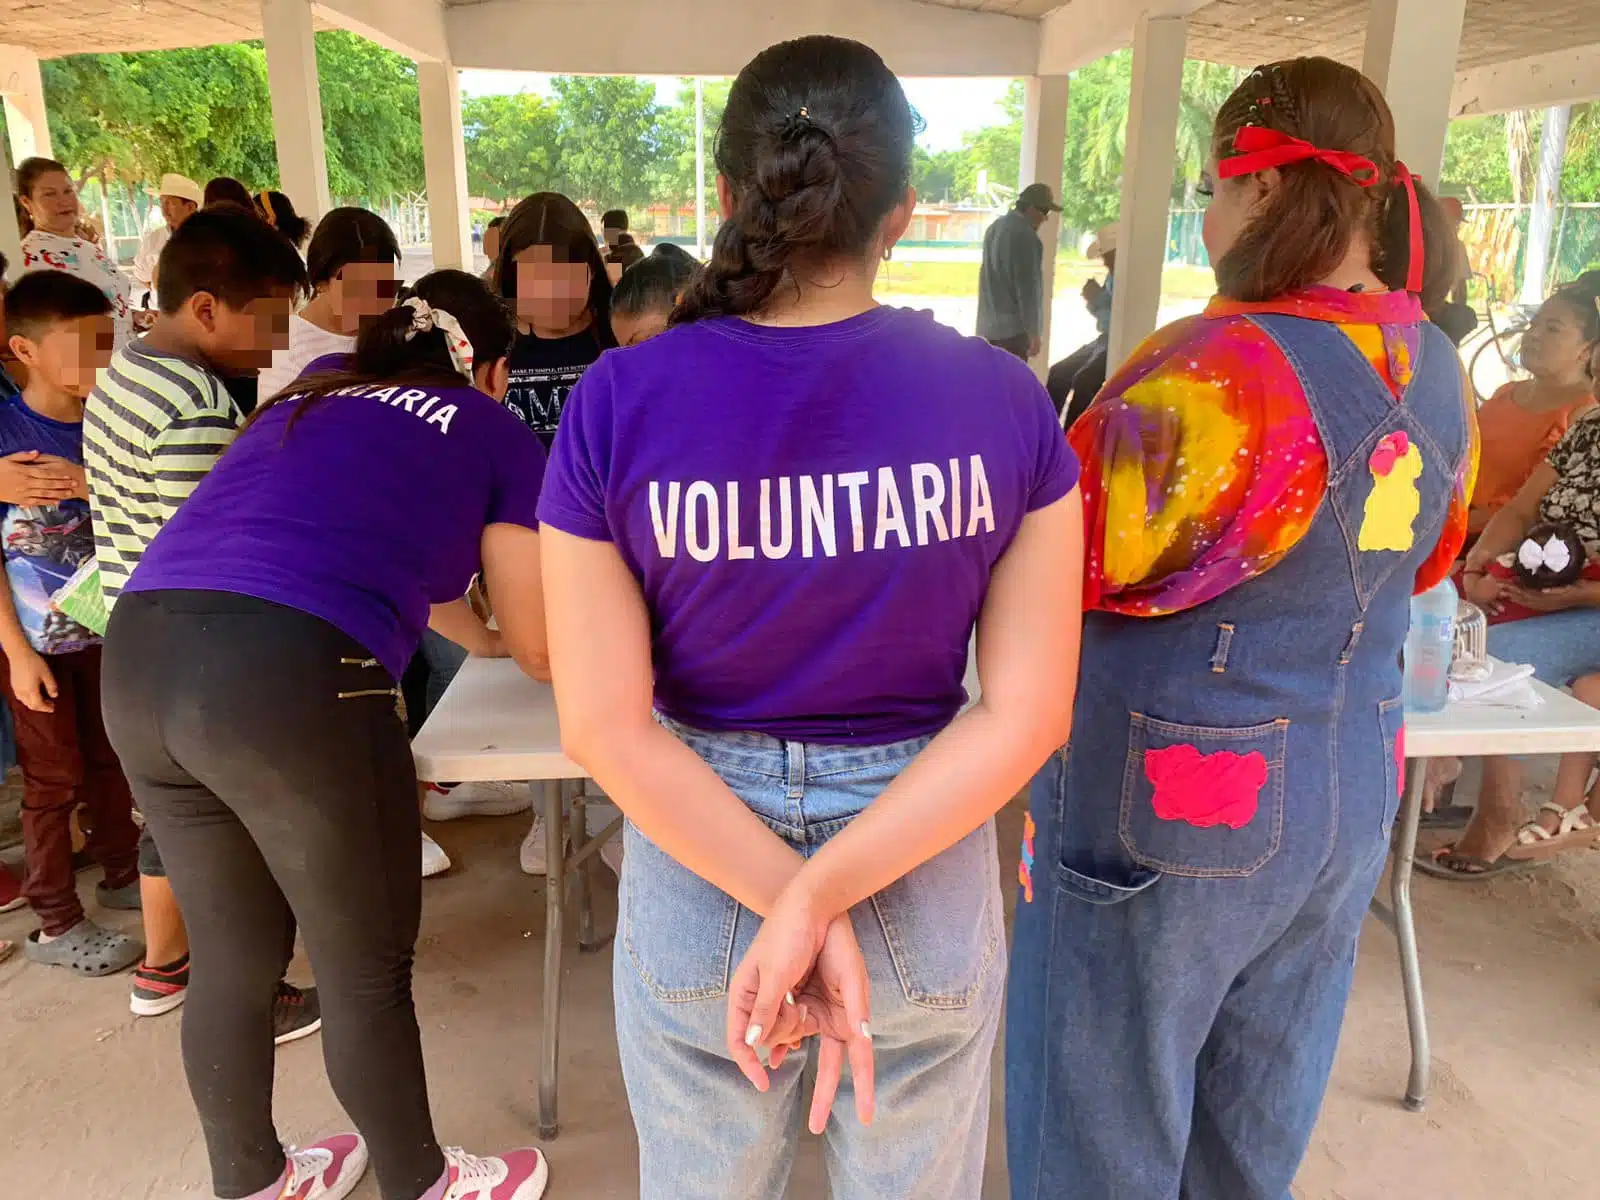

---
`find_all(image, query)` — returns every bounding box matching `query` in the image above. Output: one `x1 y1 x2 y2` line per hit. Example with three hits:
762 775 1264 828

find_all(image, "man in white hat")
131 173 203 308
1048 222 1119 428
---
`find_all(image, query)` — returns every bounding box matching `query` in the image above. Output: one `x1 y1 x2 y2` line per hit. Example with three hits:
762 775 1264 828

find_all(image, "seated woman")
1437 358 1600 877
100 270 553 1200
1468 280 1599 537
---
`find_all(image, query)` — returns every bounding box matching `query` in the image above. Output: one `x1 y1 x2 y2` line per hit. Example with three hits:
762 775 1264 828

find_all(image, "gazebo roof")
920 0 1599 72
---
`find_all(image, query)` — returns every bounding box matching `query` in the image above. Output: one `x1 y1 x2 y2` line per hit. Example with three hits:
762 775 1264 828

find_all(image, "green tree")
653 78 730 206
911 145 964 203
1441 114 1514 202
315 31 424 199
550 75 663 208
463 92 560 204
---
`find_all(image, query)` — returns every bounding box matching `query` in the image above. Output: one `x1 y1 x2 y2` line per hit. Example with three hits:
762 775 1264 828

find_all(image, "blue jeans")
614 718 1005 1200
1486 606 1600 687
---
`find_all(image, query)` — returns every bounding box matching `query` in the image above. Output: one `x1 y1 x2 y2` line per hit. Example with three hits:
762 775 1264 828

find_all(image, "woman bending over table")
1006 57 1472 1200
539 34 1081 1199
100 270 552 1200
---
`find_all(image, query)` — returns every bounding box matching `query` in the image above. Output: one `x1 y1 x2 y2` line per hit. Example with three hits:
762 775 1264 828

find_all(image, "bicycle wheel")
1470 322 1528 404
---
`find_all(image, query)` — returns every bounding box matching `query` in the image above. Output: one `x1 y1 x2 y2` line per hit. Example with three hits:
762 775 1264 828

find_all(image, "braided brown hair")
1212 57 1455 307
672 36 917 324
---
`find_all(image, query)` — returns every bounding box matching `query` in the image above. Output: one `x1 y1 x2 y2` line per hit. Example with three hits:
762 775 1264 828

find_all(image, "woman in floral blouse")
1442 343 1600 875
16 157 133 347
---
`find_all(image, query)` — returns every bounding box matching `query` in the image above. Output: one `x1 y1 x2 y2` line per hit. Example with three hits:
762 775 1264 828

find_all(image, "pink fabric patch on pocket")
1145 744 1269 829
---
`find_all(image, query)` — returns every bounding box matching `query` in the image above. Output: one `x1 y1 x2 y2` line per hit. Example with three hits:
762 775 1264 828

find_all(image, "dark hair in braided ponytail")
672 35 917 325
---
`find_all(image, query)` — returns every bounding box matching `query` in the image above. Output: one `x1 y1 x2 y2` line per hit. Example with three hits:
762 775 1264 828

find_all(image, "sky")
458 70 1014 152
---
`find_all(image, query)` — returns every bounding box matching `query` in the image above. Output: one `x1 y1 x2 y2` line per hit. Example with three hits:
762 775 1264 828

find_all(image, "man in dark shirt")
977 183 1060 360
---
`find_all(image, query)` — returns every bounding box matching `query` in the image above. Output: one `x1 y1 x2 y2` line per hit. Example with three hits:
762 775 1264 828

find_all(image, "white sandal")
1506 802 1600 861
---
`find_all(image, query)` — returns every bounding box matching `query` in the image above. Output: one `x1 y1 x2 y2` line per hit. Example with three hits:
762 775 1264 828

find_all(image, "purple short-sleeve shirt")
128 377 547 678
538 306 1078 743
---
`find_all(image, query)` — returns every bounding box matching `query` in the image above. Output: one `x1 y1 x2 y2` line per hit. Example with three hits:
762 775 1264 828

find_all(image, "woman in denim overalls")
1007 58 1477 1199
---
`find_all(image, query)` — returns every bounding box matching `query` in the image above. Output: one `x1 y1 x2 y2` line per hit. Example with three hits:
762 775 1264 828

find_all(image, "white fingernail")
860 1021 872 1039
744 1024 763 1046
785 991 796 1005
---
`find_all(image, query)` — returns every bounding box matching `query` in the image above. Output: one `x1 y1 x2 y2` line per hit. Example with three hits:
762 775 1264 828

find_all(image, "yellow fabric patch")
1359 438 1423 552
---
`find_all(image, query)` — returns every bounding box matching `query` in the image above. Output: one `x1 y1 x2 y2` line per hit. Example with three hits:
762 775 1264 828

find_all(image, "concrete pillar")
418 60 472 272
0 116 20 279
1019 74 1070 376
0 45 52 164
1108 14 1187 371
262 0 332 221
1363 0 1466 185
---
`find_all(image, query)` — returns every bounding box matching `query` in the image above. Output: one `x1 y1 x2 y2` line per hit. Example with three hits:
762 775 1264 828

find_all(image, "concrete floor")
2 789 1599 1198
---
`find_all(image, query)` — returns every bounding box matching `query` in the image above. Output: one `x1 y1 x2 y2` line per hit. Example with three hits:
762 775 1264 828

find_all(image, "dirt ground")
2 769 1598 1199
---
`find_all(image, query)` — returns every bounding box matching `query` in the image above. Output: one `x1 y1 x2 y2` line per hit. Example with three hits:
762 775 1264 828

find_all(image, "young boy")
84 206 321 1038
0 270 144 975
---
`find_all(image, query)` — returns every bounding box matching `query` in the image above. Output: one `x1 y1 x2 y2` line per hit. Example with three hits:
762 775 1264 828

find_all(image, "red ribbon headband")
1217 126 1425 295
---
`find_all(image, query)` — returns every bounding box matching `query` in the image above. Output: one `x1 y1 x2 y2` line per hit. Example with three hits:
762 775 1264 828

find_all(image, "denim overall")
1006 315 1470 1200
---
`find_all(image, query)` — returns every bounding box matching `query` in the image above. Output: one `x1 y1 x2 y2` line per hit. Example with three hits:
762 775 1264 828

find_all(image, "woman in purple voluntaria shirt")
539 34 1083 1199
99 272 552 1200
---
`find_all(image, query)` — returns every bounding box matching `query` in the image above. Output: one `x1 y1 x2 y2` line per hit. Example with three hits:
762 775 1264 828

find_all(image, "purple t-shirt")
128 376 547 678
538 306 1078 743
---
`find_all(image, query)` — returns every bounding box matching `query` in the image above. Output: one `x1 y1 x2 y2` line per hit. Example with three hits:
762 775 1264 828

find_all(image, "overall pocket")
621 822 739 1003
1379 696 1406 834
870 819 1003 1011
1119 713 1288 878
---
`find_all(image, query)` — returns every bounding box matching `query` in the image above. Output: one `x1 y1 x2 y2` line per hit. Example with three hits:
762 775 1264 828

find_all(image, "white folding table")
411 656 609 1139
1379 674 1600 1110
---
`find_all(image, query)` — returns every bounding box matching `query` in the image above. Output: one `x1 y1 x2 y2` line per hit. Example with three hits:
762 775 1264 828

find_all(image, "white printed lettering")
684 481 720 562
424 404 457 435
726 482 755 560
368 386 399 404
910 463 950 545
838 471 870 553
948 456 963 538
874 467 910 550
649 481 680 558
799 475 836 559
417 395 440 418
966 454 995 536
759 477 793 558
394 388 429 413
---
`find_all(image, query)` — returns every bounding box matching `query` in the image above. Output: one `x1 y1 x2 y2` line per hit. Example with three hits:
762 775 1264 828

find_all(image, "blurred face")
515 244 593 332
1520 297 1595 384
160 195 198 230
1200 166 1271 267
329 261 399 331
483 225 502 265
611 306 671 349
191 288 297 372
25 171 80 236
11 316 115 398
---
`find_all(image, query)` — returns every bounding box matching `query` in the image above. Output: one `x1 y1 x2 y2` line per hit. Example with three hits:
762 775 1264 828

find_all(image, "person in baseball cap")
977 183 1063 360
132 174 204 308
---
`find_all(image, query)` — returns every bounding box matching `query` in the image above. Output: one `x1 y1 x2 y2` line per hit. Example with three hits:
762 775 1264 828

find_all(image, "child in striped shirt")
84 205 315 1029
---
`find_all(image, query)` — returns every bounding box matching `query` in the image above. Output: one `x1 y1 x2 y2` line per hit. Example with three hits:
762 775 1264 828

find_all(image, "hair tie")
258 190 277 228
1391 162 1425 295
780 106 817 143
401 296 475 381
1219 126 1427 294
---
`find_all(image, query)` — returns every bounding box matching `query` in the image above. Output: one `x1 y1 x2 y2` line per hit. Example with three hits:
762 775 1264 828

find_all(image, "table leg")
569 781 596 951
1392 757 1430 1112
539 780 565 1139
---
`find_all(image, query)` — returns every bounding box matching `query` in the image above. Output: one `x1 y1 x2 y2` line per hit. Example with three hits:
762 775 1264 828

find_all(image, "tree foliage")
39 32 425 202
549 75 664 208
463 92 560 203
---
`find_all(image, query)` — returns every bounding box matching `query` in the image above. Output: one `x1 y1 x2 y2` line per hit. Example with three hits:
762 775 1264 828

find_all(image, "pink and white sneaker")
438 1146 549 1200
277 1133 369 1200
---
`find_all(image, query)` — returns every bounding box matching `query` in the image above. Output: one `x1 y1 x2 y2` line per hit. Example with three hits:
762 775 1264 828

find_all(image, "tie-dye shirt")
1071 286 1477 615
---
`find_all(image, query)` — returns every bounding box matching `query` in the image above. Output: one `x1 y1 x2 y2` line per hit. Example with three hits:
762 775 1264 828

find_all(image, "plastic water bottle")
1404 577 1457 713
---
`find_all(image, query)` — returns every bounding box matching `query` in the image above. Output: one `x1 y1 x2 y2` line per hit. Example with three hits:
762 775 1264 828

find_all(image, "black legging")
101 590 444 1200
